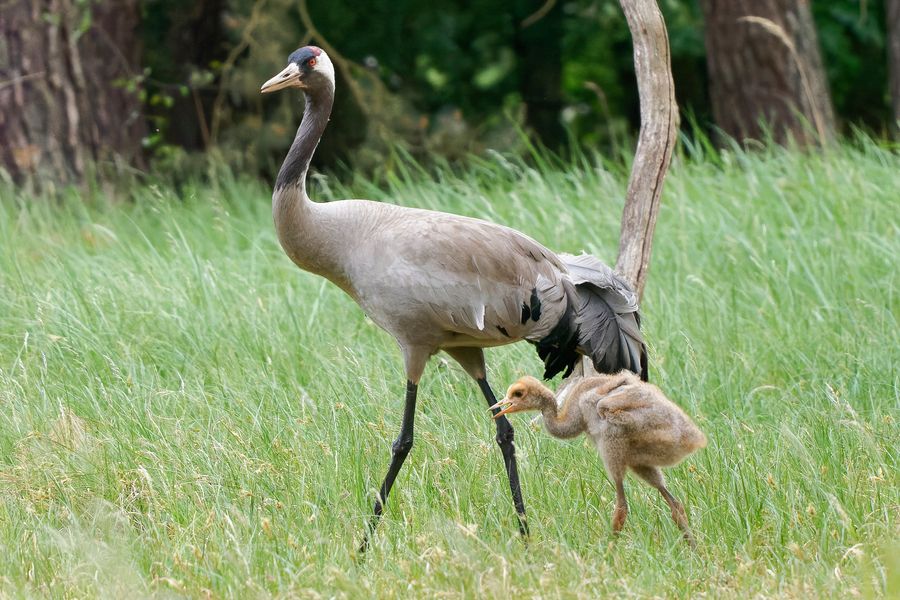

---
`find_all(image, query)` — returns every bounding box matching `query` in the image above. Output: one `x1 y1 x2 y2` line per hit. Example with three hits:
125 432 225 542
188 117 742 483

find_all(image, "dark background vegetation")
1 0 897 183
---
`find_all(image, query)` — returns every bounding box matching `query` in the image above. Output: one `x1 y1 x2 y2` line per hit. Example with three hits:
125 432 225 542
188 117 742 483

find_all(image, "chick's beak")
261 63 301 94
488 397 518 419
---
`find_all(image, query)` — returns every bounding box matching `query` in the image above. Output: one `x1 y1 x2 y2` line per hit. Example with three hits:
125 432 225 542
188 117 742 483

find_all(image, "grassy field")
0 140 897 598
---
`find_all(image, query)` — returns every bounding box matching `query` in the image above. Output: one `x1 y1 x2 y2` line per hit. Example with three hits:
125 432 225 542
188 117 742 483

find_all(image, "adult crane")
260 46 647 548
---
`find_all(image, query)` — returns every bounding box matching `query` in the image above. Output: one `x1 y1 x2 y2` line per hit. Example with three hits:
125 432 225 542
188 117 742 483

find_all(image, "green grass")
0 140 897 598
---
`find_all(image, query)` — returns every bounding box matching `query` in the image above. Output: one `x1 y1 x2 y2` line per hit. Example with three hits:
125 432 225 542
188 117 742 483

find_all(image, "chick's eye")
308 58 317 68
513 390 522 398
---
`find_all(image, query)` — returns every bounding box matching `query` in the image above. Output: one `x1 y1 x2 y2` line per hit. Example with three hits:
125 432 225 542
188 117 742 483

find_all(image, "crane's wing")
354 207 569 345
557 253 647 380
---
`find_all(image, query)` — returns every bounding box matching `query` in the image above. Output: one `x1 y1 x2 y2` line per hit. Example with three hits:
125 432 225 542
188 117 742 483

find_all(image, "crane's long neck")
272 82 344 280
539 390 586 439
275 85 334 194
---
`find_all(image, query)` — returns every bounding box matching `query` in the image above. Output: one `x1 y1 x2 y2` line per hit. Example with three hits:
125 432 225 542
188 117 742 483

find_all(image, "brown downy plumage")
491 372 706 545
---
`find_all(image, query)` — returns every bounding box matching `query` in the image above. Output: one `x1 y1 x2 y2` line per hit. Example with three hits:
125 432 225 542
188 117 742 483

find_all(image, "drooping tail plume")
535 253 648 381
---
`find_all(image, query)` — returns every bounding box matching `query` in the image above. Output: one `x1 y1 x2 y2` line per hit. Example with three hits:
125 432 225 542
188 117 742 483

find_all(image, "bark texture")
0 0 144 182
889 0 900 136
566 0 677 386
701 0 835 145
614 0 678 300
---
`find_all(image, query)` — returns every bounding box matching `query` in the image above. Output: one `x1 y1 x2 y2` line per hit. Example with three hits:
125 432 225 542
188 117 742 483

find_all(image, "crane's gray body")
274 183 642 381
261 46 646 545
277 191 560 341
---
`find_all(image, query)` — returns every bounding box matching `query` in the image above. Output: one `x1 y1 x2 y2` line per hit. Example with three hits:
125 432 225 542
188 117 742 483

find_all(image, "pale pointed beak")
488 397 518 419
261 63 301 94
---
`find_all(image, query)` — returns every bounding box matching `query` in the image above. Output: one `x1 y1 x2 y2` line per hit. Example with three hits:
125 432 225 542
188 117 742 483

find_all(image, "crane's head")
260 46 335 94
489 376 547 418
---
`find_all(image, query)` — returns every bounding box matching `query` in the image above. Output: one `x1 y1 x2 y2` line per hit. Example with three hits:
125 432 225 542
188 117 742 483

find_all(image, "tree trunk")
700 0 835 145
615 0 678 300
561 0 677 390
889 0 900 136
0 0 144 183
515 0 566 149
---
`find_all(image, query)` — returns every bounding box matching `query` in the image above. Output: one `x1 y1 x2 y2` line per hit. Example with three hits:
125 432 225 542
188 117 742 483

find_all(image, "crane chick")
490 372 706 545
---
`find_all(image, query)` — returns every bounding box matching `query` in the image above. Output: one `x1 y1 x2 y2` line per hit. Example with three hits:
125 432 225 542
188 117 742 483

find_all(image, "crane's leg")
604 461 628 535
359 348 428 553
445 348 528 537
479 378 529 537
611 475 628 535
359 381 417 553
632 465 696 547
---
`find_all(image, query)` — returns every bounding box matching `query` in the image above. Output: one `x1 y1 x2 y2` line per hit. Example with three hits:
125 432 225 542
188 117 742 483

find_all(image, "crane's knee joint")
391 437 413 457
495 426 515 446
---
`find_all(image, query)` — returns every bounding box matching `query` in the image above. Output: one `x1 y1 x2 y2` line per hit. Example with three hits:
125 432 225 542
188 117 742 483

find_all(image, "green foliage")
0 141 897 596
134 0 894 179
813 0 891 130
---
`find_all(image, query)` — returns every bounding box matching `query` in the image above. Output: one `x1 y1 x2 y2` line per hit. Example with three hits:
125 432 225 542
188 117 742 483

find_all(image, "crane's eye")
308 58 317 68
512 390 523 398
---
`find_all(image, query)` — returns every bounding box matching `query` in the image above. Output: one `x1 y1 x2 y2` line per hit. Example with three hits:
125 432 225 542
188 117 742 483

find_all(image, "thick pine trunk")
0 0 144 183
700 0 835 145
889 0 900 136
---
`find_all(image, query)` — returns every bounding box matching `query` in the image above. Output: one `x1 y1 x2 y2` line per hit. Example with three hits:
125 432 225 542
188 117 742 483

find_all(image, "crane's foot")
357 536 371 555
515 510 529 538
611 505 628 534
357 515 380 554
